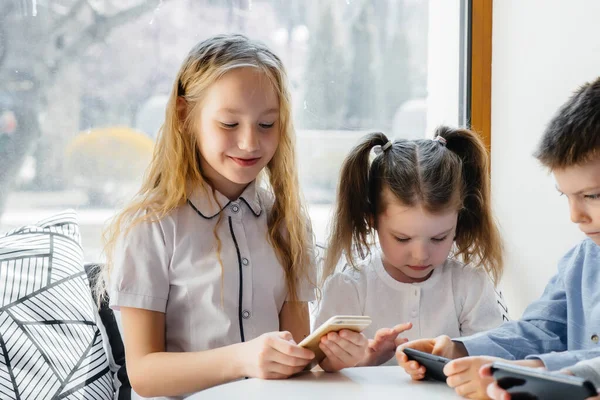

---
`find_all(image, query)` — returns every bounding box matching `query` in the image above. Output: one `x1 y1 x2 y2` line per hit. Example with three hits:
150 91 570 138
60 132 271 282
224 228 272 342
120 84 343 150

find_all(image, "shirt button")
242 258 249 266
411 310 418 317
592 334 599 343
242 310 251 319
231 205 240 213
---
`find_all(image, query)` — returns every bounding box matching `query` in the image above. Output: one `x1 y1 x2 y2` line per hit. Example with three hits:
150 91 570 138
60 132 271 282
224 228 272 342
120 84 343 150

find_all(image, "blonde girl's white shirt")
313 250 507 366
109 181 316 400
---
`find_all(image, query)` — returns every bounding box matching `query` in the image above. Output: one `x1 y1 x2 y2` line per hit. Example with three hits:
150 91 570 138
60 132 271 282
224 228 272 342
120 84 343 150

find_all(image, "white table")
189 366 462 399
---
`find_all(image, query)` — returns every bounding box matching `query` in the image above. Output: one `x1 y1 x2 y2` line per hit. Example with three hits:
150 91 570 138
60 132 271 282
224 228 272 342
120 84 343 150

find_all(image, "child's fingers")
326 333 365 360
338 330 368 347
391 322 413 334
373 328 395 343
319 341 340 363
394 336 409 347
397 338 436 355
444 357 471 376
395 348 409 364
395 351 425 378
410 361 422 370
479 363 494 378
399 359 426 380
373 324 412 347
486 381 511 400
396 350 424 372
405 361 426 374
399 362 426 380
269 347 313 368
408 369 426 381
278 331 295 342
410 374 425 381
268 360 307 377
367 338 378 351
271 336 314 360
446 371 471 388
431 335 453 356
320 340 355 367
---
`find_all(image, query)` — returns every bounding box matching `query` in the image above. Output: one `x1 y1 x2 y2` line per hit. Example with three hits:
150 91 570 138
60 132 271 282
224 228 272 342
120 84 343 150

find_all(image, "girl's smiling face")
194 67 280 199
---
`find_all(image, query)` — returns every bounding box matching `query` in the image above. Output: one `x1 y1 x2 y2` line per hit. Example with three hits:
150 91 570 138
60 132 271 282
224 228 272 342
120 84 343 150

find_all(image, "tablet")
490 361 598 400
401 347 450 382
299 315 371 369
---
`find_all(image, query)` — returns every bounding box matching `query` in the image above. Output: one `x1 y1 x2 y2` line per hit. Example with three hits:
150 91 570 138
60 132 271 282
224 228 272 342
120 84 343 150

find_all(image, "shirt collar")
187 181 262 219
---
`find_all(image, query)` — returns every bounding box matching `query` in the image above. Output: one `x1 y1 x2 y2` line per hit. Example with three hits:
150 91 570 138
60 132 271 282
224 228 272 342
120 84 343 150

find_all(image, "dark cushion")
84 263 130 400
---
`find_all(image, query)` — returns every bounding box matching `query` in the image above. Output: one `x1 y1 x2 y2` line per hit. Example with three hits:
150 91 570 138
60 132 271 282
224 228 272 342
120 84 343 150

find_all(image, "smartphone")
299 315 371 369
401 347 451 382
490 361 598 400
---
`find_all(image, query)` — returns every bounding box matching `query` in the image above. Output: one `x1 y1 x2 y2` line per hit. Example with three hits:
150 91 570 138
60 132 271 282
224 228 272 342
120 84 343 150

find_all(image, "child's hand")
396 335 468 380
241 331 315 379
361 322 412 366
480 363 511 400
443 356 502 399
318 329 369 372
481 364 600 400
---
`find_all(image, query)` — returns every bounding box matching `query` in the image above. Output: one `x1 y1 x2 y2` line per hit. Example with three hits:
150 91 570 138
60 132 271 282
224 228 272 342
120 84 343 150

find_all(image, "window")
0 0 468 259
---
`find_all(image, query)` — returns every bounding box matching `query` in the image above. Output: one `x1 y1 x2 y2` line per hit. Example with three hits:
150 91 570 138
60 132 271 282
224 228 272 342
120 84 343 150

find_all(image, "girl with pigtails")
315 127 507 367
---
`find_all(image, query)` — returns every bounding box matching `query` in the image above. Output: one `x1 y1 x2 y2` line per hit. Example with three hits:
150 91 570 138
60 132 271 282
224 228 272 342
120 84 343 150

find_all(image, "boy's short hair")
534 77 600 169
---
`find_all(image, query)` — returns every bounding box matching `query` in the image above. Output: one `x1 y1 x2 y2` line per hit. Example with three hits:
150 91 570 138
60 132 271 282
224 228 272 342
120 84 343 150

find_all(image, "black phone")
402 347 450 382
490 361 598 400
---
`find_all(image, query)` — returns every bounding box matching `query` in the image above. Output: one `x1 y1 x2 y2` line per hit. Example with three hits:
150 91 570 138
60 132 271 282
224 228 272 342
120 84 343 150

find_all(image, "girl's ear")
176 96 189 124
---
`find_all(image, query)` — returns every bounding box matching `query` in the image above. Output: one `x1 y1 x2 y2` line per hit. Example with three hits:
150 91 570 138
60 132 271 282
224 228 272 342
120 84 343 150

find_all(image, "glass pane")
0 0 464 259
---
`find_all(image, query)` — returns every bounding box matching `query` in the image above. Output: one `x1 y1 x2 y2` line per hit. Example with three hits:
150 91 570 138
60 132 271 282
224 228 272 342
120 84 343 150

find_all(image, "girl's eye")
259 122 275 129
395 237 410 243
220 122 238 128
432 236 448 243
584 194 600 200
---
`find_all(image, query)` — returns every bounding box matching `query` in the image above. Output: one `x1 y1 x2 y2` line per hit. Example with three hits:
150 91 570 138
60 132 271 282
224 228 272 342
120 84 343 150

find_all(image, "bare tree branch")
40 0 164 89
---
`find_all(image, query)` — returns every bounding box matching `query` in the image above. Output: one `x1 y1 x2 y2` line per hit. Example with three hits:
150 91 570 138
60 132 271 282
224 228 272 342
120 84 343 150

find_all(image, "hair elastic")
433 136 447 146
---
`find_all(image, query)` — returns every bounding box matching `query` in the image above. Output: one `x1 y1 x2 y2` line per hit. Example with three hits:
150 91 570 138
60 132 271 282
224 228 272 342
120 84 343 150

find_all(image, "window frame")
462 0 493 152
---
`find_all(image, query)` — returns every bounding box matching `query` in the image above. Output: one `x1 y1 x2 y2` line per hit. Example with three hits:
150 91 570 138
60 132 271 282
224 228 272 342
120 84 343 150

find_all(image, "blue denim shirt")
457 238 600 371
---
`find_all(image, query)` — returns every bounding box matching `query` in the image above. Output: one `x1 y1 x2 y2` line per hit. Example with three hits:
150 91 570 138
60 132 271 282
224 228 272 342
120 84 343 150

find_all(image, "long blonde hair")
323 127 504 286
100 34 311 305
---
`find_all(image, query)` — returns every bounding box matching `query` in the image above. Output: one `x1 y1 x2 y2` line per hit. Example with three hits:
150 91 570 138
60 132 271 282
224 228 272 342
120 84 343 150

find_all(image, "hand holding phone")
490 361 598 400
299 315 371 369
401 347 451 381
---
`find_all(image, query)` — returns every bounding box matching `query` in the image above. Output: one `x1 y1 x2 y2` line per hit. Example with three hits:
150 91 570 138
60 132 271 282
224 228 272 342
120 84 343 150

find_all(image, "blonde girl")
101 34 367 399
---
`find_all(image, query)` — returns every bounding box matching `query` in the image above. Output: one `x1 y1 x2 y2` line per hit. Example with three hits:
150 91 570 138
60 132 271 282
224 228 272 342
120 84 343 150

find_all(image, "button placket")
411 287 421 333
234 217 253 316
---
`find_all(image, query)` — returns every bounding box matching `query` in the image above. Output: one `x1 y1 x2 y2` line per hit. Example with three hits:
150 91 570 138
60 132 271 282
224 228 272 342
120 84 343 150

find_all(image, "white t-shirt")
109 181 316 399
313 250 507 365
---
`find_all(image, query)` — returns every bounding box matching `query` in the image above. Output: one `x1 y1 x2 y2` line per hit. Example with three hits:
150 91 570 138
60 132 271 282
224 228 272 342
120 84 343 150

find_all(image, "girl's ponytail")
322 132 391 285
436 126 503 284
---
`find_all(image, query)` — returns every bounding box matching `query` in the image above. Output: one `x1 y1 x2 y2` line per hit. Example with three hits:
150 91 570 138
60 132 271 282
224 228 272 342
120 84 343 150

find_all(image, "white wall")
491 0 600 317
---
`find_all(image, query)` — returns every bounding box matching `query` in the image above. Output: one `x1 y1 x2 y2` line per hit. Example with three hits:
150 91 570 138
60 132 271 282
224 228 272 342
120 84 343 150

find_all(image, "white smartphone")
299 315 372 369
